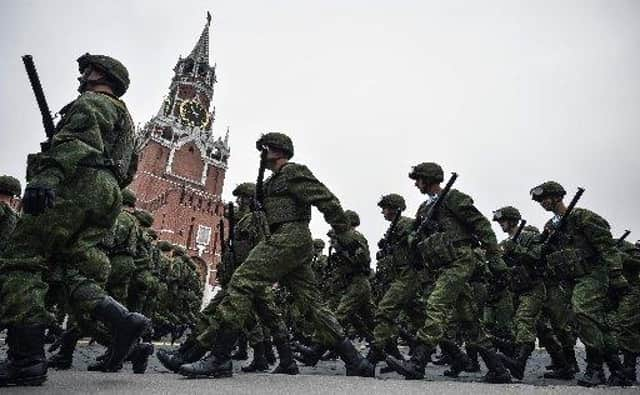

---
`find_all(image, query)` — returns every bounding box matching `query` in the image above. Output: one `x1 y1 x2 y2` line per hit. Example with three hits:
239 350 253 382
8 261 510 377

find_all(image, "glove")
22 184 56 215
609 272 629 294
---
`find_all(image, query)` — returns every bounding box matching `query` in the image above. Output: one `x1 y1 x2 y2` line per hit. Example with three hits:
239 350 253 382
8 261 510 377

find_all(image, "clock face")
179 100 209 128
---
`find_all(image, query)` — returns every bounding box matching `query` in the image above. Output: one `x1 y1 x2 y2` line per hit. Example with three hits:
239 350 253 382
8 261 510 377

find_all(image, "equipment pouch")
546 249 586 280
418 232 459 269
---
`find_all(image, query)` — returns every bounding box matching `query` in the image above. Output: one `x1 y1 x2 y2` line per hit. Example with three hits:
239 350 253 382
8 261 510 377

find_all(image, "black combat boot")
478 346 512 383
293 341 326 367
271 336 299 375
499 342 534 380
231 334 248 360
0 325 48 387
386 343 432 380
563 346 579 373
605 352 632 387
577 348 606 387
47 328 81 370
157 340 207 373
241 342 269 373
178 328 235 378
127 342 155 374
441 340 472 378
543 344 575 380
264 338 277 365
465 346 481 372
91 296 151 372
432 350 451 366
334 338 375 377
623 351 637 384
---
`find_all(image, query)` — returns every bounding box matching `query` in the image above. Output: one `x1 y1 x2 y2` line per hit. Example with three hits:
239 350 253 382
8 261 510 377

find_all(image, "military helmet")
133 209 154 227
121 188 136 207
313 239 325 250
157 240 173 251
77 53 130 97
409 162 444 183
0 175 21 197
377 193 406 211
256 132 294 159
146 228 158 240
232 182 256 197
344 209 360 227
530 181 566 202
173 245 187 256
492 206 521 222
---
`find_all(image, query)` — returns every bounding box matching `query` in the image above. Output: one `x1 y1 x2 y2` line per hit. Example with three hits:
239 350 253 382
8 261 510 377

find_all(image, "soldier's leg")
105 255 135 305
614 283 640 382
336 275 374 342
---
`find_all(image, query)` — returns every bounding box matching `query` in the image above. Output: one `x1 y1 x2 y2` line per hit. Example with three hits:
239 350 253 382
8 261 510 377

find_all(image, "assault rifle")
254 149 267 212
227 202 236 263
616 230 631 247
22 55 56 151
540 187 585 250
412 172 458 245
512 219 527 242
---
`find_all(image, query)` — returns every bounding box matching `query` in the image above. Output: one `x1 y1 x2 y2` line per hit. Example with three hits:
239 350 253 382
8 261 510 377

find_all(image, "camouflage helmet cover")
146 228 158 240
121 188 136 207
409 162 444 183
344 209 361 227
313 239 325 250
173 245 187 256
232 182 256 197
0 175 21 197
256 132 294 159
133 209 154 227
530 181 566 202
492 206 521 222
77 53 130 97
157 240 173 251
377 193 406 211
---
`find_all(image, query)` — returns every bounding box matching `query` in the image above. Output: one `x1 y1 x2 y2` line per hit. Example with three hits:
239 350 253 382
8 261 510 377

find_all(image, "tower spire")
188 11 212 65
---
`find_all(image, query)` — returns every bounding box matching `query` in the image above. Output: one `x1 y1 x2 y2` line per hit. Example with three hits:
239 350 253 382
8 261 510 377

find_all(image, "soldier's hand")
22 184 56 215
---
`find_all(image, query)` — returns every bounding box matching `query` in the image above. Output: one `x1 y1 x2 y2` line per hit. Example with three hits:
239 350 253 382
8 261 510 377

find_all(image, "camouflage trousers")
105 254 136 304
536 280 576 352
483 289 515 344
373 268 421 346
512 282 546 345
608 282 640 353
199 222 343 348
416 246 493 351
335 274 376 341
0 168 120 326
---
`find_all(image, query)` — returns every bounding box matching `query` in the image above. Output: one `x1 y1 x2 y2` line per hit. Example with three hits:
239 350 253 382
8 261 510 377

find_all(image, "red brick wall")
171 143 204 183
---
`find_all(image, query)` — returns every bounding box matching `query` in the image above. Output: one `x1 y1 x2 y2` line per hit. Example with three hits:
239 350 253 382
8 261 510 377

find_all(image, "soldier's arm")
286 164 350 234
30 92 122 186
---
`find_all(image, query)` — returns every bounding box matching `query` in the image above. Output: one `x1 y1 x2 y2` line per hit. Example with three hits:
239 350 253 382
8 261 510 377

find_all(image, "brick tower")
131 12 230 293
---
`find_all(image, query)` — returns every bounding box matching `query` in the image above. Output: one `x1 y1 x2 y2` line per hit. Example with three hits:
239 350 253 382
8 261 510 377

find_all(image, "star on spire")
188 11 212 64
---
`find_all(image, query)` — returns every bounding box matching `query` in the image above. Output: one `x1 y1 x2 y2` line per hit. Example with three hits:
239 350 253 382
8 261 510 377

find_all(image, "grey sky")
1 0 639 252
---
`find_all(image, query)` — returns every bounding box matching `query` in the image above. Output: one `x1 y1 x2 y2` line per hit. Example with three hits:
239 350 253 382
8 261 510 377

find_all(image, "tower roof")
188 11 212 65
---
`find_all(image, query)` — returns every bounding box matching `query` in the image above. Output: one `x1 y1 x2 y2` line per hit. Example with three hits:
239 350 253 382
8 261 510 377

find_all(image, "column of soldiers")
0 53 638 389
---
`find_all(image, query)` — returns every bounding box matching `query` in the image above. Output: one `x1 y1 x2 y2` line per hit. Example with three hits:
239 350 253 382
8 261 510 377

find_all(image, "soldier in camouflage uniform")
386 163 511 383
128 210 159 318
310 239 330 301
529 181 629 386
366 194 419 366
0 176 21 254
178 132 374 379
0 54 149 386
612 239 640 383
491 206 547 380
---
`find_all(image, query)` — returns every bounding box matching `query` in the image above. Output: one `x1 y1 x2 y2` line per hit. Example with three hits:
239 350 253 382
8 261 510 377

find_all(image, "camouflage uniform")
127 210 159 317
530 181 628 386
0 176 21 254
179 133 373 378
386 163 510 382
0 54 150 385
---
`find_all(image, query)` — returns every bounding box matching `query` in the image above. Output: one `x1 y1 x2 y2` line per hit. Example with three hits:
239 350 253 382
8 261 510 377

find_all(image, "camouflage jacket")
378 215 414 274
500 228 544 292
102 210 138 256
619 241 640 284
263 162 350 233
27 91 136 188
541 207 622 277
0 202 19 253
